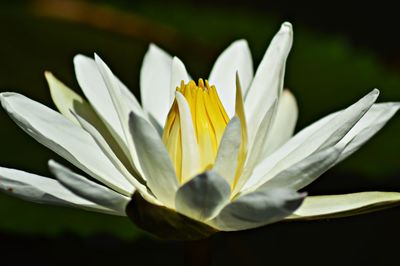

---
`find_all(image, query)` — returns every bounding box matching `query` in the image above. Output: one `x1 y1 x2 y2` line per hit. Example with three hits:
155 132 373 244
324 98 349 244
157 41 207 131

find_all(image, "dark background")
0 0 399 265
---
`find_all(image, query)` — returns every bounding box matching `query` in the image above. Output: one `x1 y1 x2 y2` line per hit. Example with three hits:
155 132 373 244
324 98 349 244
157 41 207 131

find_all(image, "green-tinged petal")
260 90 298 157
48 160 130 214
0 167 119 215
209 39 253 117
46 72 131 173
213 117 242 185
244 22 292 144
0 92 134 196
126 193 218 240
288 192 400 220
211 188 305 231
128 112 178 208
245 89 379 191
140 44 173 126
175 171 231 221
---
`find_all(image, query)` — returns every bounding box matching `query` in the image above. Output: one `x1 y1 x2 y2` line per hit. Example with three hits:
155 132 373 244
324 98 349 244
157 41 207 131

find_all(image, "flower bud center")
162 79 229 182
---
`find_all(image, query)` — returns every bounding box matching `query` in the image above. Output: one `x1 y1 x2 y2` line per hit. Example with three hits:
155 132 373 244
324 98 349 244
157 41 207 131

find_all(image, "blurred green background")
0 0 399 265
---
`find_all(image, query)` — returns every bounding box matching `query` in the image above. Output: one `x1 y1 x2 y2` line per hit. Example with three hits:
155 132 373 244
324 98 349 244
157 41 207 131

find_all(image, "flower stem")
183 238 212 266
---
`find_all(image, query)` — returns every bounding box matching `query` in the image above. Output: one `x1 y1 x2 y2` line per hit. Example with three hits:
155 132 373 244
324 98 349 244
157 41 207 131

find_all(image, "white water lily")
1 22 399 239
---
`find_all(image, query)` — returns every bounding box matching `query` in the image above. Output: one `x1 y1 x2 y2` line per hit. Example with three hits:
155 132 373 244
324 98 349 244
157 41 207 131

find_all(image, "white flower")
1 22 399 239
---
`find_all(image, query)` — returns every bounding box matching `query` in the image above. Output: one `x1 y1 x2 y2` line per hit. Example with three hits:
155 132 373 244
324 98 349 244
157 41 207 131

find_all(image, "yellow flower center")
162 79 230 183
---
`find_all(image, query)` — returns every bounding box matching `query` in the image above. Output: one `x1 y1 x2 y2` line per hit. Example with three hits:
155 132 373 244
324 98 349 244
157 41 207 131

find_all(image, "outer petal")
208 39 253 117
74 54 127 152
0 93 134 196
244 89 379 191
244 22 293 144
71 111 158 204
260 90 298 157
259 145 342 191
46 72 129 167
94 54 143 177
211 188 305 231
335 102 400 162
140 44 173 126
288 192 400 220
213 117 242 185
0 167 120 215
129 112 179 208
48 160 130 214
175 171 231 221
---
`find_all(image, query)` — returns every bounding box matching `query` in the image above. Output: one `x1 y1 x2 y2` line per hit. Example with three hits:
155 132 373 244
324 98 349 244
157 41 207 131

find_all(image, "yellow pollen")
162 79 230 183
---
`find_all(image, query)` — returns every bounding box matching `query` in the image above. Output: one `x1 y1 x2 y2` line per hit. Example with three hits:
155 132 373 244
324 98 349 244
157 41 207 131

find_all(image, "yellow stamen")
163 79 245 184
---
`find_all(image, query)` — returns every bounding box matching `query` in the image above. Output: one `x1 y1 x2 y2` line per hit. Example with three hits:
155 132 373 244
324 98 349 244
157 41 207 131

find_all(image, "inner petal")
162 79 229 183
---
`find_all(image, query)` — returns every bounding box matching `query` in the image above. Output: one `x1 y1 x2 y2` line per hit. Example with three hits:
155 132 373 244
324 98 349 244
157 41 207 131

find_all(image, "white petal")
259 145 342 191
244 89 379 191
288 192 400 220
213 117 242 185
0 92 134 196
237 100 277 191
94 54 143 177
175 171 231 221
140 44 173 126
45 72 129 163
128 112 178 208
336 102 400 163
209 39 253 117
260 90 298 157
48 160 130 214
71 111 159 204
244 22 293 143
170 57 190 104
74 54 127 151
211 188 305 231
0 167 120 215
175 92 201 182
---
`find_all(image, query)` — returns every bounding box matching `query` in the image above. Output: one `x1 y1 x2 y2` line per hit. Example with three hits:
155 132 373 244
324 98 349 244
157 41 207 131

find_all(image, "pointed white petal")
94 54 143 177
71 112 158 204
140 44 173 126
175 92 201 182
209 39 253 117
233 101 277 194
0 167 120 215
244 22 293 143
170 57 190 103
259 145 342 191
211 187 305 231
213 117 242 185
45 72 129 162
74 54 127 151
48 160 130 214
336 102 400 162
288 192 400 220
258 102 399 192
0 93 134 196
245 89 379 191
260 90 298 157
128 112 178 208
175 171 231 221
